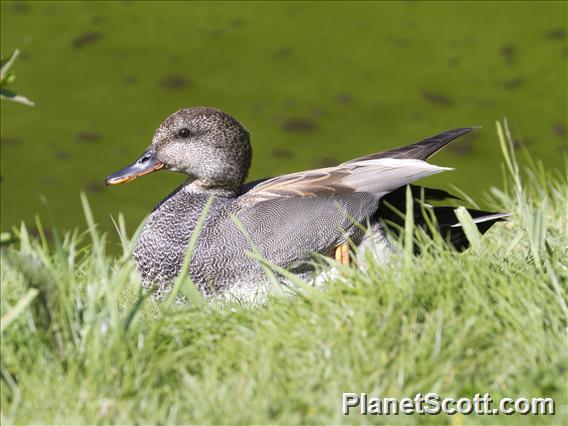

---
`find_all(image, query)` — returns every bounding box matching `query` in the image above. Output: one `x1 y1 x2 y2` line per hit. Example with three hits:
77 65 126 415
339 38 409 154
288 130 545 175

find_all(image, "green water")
1 0 566 239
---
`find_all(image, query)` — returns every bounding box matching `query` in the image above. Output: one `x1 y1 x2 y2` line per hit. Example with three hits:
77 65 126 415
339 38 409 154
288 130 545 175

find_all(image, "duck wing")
230 158 450 265
239 127 474 201
224 192 380 267
238 158 451 206
226 128 483 266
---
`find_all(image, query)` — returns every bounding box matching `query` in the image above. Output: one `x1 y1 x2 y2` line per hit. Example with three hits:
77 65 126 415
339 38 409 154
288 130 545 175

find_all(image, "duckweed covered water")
1 1 566 239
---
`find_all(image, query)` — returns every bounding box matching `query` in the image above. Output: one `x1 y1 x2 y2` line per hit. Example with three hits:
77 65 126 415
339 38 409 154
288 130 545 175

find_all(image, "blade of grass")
1 288 39 333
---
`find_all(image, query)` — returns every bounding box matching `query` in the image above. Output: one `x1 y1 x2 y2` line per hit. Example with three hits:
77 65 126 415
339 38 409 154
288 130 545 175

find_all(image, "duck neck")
182 178 239 198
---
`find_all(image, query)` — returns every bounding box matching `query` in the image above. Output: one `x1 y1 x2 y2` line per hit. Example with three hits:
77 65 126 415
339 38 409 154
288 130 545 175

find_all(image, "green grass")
1 124 567 425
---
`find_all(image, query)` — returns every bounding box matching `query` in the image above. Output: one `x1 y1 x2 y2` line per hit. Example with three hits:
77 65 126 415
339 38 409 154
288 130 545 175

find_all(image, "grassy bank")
1 126 567 425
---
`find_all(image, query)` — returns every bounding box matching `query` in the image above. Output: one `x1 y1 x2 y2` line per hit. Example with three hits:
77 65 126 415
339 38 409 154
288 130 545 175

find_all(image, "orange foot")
334 242 350 266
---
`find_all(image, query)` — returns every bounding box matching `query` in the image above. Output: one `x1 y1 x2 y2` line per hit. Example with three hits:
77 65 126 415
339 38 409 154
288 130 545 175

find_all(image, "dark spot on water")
168 54 180 64
385 34 408 48
447 141 473 155
500 44 516 65
336 93 353 105
76 131 101 143
357 19 370 30
92 15 104 25
369 101 384 112
53 150 70 160
545 28 566 40
468 97 497 108
421 91 453 107
41 176 57 185
514 139 534 151
522 137 535 146
552 123 567 138
208 29 223 38
282 118 318 132
12 1 30 14
28 226 53 242
0 137 22 146
249 102 263 116
447 132 477 155
86 181 103 193
410 111 422 121
502 78 524 89
272 149 294 159
558 145 568 153
511 141 522 151
275 47 291 58
231 18 244 28
124 75 138 85
281 99 295 109
19 52 31 62
159 74 190 90
448 57 460 67
311 107 324 117
73 32 102 48
286 6 300 16
315 157 339 168
508 137 530 152
448 37 474 50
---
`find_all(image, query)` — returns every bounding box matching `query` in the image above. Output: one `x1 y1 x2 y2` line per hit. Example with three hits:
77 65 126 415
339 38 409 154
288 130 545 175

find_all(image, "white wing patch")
240 157 453 204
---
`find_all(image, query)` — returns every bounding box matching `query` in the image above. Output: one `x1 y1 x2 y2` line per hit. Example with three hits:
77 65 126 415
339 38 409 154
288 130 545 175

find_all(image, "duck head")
105 107 252 193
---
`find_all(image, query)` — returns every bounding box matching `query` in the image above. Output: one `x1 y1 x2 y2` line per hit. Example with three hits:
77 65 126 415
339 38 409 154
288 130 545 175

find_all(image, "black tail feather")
378 185 507 252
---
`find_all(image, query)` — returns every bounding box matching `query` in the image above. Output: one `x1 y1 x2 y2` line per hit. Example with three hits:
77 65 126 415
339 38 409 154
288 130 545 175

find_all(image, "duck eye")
179 128 192 138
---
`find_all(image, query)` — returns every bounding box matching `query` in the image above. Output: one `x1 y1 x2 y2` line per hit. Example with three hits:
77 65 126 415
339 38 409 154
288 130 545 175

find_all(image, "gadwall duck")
105 107 506 299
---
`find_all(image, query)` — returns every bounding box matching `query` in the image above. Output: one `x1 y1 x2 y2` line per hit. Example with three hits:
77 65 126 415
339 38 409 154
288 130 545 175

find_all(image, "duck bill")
105 151 164 185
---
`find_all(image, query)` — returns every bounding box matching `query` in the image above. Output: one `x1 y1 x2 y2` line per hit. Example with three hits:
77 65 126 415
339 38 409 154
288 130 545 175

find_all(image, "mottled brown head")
105 107 252 192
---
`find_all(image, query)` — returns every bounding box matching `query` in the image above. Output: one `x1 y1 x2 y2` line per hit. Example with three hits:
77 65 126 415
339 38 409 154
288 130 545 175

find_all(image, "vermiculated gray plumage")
105 107 506 299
